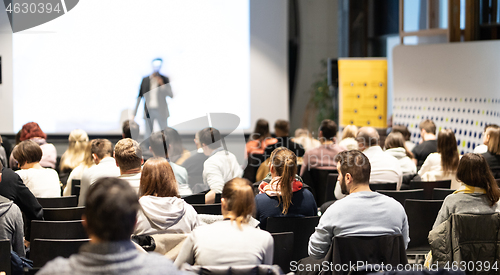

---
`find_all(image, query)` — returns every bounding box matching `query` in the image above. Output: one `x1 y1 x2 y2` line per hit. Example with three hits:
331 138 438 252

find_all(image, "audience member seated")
308 150 409 259
115 138 143 194
0 195 25 257
78 139 120 206
412 119 438 168
264 120 305 159
165 127 191 165
149 131 191 196
122 120 140 140
200 127 243 204
292 128 321 152
13 140 60 197
10 122 57 169
181 130 209 190
63 142 94 196
0 161 43 224
59 129 89 190
432 153 500 228
392 124 416 152
0 135 7 168
384 132 417 175
37 177 182 275
174 178 273 268
338 124 358 150
245 119 277 156
255 147 317 229
474 123 499 154
418 129 460 189
135 157 199 235
300 119 346 176
481 127 500 178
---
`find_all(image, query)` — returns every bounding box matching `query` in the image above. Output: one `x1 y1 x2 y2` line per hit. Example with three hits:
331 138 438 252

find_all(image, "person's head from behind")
68 129 89 149
318 119 338 143
341 125 358 140
221 178 254 228
457 153 500 206
140 157 178 198
199 127 222 156
61 129 89 171
149 131 169 158
269 147 297 214
385 132 413 158
419 119 436 140
20 122 47 141
335 150 371 195
114 138 143 173
391 125 411 141
487 127 500 155
274 120 290 138
83 177 139 242
122 120 139 140
437 129 459 175
152 58 163 73
356 127 379 151
91 139 113 164
164 127 184 162
12 140 42 168
252 119 270 140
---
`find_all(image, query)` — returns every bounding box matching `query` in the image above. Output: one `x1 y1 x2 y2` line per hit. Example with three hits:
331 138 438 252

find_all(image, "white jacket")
385 147 417 175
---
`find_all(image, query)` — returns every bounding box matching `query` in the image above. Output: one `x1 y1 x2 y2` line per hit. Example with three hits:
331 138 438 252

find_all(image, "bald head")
356 127 380 151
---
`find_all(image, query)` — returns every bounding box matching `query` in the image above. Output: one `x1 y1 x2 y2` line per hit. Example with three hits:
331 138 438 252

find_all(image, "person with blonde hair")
255 147 317 229
63 142 95 196
339 124 358 150
174 178 273 267
292 128 321 152
481 127 500 178
59 129 89 189
134 157 198 235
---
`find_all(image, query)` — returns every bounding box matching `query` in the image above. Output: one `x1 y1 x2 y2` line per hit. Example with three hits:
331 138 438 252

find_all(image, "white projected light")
13 0 250 134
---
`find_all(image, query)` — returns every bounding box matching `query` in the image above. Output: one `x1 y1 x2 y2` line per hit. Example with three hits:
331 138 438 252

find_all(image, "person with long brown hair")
418 129 461 189
134 157 198 235
254 147 317 229
245 119 277 156
174 178 273 267
433 153 500 228
481 127 500 178
384 132 417 175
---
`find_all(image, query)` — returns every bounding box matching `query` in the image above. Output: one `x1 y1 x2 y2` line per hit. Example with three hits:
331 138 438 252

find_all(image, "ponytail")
222 178 255 229
270 147 297 214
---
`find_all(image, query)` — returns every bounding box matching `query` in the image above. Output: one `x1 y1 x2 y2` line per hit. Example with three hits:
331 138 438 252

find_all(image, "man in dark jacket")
264 120 305 159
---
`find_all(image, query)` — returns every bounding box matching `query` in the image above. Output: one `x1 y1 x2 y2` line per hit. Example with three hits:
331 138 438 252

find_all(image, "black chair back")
37 196 78 208
0 239 10 275
214 193 222 204
404 199 444 252
265 216 320 261
43 206 85 221
182 193 205 204
31 238 89 268
325 173 338 203
302 169 338 206
71 179 81 201
191 204 222 215
433 188 455 200
243 154 266 183
409 180 451 199
369 182 397 191
377 189 425 206
270 232 294 273
30 220 88 243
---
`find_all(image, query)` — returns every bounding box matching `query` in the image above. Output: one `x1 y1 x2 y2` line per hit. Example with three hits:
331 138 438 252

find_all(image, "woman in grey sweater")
433 153 500 228
174 178 273 268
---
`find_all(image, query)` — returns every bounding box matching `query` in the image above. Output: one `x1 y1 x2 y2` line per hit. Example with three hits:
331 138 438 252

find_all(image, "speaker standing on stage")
133 58 173 137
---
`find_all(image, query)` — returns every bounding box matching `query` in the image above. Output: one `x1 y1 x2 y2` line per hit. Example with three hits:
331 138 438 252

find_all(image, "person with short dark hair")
115 138 143 194
263 120 305 159
13 140 60 197
199 127 243 204
299 119 346 176
481 127 500 178
149 131 191 195
78 139 120 206
181 130 209 190
412 119 438 168
308 150 409 259
122 120 140 140
38 177 183 275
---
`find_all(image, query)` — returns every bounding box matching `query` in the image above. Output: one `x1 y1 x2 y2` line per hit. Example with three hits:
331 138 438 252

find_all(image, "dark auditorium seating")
432 188 455 200
369 182 397 191
37 196 78 208
377 189 425 206
325 173 338 203
270 232 294 273
182 193 205 204
404 199 444 257
0 239 10 275
409 180 451 199
243 153 266 183
301 168 338 206
214 193 222 203
265 216 320 261
191 203 222 215
71 179 81 201
30 220 88 243
31 238 89 268
43 206 85 221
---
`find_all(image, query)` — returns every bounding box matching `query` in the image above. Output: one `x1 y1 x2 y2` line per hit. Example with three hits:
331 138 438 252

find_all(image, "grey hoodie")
134 196 199 235
0 195 25 257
